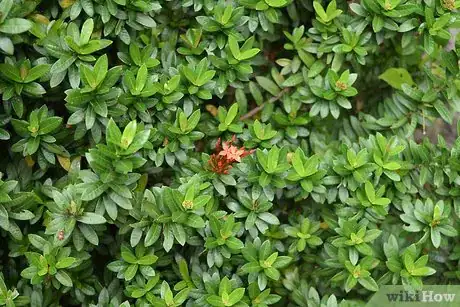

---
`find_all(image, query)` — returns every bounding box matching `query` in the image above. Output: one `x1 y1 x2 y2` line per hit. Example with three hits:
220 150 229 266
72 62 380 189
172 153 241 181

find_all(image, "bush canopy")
0 0 460 306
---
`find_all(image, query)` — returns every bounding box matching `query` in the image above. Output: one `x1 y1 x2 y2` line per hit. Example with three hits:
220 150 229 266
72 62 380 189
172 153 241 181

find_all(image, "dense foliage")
0 0 460 306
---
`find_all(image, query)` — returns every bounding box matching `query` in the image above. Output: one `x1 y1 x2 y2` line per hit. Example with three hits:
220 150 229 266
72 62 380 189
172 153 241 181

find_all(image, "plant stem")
240 87 290 121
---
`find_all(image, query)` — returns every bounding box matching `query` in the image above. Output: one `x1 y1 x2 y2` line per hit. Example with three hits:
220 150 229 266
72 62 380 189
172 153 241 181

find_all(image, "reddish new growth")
208 136 254 174
57 230 65 241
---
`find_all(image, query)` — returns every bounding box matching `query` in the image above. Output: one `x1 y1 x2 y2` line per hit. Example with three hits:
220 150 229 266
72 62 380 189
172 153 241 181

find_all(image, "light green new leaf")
228 35 240 59
80 19 94 46
379 68 414 90
121 121 137 149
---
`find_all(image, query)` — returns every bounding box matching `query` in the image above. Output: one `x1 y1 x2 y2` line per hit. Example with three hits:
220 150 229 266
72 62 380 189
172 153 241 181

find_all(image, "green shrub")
0 0 460 306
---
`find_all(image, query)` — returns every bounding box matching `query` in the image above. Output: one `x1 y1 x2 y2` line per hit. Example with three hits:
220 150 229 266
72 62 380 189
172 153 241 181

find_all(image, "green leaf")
124 264 138 281
266 0 288 8
171 223 186 246
178 111 188 132
187 110 201 131
28 234 46 250
430 228 441 248
106 118 122 145
137 254 158 265
411 266 436 276
228 35 240 59
273 256 291 268
93 54 108 86
258 212 279 225
364 182 376 203
79 39 112 54
0 63 21 82
80 18 94 46
81 64 96 88
185 215 205 228
378 68 414 90
207 295 224 306
241 261 261 273
0 0 13 23
135 65 148 93
239 48 260 60
121 121 137 149
228 288 245 305
24 64 50 83
79 224 99 245
38 117 62 135
256 76 281 96
433 100 452 123
77 212 106 224
403 253 415 271
121 246 137 263
0 36 13 54
225 103 238 126
50 55 76 74
401 84 422 100
182 65 196 85
225 237 244 250
264 267 280 280
81 182 108 201
0 18 32 34
313 1 328 21
372 15 384 33
130 227 142 247
344 275 357 292
55 271 73 287
292 148 306 177
163 224 174 252
282 73 303 87
358 276 379 291
91 100 108 117
221 5 232 24
25 137 40 155
56 257 76 269
267 146 280 172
